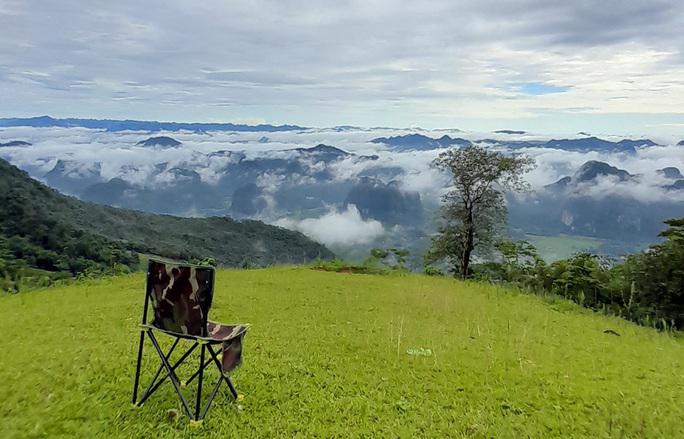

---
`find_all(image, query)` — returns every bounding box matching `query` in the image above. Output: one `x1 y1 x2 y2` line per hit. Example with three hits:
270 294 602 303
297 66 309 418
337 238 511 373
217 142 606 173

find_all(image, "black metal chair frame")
131 264 239 422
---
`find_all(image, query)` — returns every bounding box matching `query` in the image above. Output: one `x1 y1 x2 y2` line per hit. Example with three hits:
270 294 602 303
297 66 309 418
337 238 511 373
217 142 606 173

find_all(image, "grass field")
525 234 604 262
1 267 682 438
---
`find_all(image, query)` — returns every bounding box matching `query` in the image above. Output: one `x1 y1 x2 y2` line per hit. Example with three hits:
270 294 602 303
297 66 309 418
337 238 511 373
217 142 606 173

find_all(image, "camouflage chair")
132 259 249 421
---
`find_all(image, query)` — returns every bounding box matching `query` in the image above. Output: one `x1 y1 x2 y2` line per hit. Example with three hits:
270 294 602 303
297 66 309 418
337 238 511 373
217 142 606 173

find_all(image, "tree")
623 219 684 328
427 146 534 279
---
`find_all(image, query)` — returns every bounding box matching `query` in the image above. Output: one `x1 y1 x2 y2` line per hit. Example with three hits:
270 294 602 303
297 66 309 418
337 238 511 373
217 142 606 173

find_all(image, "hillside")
0 158 333 282
1 268 681 437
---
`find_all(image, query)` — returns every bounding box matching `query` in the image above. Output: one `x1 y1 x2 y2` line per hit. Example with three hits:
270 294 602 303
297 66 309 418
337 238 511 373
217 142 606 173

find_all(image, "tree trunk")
461 207 474 279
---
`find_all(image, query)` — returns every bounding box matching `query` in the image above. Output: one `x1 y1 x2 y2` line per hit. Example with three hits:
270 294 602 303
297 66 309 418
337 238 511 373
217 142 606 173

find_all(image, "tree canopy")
427 146 535 278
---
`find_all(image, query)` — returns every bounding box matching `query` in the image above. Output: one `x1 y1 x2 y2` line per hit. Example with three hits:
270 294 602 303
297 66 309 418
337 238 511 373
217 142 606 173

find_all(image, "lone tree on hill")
426 145 535 279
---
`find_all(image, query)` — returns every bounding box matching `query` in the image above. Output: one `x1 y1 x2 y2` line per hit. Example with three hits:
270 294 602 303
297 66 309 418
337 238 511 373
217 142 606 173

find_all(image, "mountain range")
0 140 31 147
371 134 472 151
508 160 684 244
36 139 423 226
372 133 660 153
0 115 304 132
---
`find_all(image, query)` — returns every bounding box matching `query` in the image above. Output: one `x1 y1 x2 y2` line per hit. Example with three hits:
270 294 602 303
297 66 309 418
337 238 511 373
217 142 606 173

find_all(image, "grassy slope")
0 268 682 438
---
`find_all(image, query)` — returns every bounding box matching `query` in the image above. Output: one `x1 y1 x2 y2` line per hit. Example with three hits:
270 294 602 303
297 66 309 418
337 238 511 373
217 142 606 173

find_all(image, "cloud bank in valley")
2 125 684 202
276 205 384 247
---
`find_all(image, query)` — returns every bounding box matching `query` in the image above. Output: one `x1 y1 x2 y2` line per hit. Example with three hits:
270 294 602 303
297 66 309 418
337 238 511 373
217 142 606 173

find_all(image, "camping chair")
132 259 249 421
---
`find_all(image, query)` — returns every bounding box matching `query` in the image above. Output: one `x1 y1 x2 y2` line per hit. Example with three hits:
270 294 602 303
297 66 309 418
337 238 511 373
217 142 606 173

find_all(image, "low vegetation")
425 145 682 331
313 247 410 274
0 267 681 437
468 219 684 330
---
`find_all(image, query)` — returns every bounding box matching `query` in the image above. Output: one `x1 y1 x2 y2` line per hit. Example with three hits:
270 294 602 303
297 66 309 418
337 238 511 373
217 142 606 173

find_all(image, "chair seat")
206 321 249 342
140 322 249 343
141 321 248 373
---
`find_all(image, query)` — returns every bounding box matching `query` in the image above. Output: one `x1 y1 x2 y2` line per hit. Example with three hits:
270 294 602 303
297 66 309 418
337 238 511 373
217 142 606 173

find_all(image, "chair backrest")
145 259 215 337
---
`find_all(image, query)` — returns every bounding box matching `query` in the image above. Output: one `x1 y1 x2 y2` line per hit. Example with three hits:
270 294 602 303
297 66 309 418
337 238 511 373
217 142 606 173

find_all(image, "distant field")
525 234 604 262
1 268 682 437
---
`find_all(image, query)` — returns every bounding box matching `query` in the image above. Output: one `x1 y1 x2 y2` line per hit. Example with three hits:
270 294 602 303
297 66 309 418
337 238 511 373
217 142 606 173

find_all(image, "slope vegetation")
0 158 333 281
0 268 681 437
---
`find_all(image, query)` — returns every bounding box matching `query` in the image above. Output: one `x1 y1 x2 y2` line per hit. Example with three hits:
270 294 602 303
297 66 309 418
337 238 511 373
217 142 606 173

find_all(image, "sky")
2 0 684 135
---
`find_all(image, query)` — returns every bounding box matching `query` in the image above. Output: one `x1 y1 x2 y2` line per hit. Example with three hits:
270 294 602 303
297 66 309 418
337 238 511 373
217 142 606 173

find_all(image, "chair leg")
138 342 198 406
195 344 206 420
206 344 239 400
200 378 223 420
226 376 239 400
184 357 213 387
147 330 194 419
137 338 180 405
132 330 145 404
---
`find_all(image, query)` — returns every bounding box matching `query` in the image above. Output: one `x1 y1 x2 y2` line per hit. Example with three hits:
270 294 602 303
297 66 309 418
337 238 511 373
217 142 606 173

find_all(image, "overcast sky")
2 0 684 134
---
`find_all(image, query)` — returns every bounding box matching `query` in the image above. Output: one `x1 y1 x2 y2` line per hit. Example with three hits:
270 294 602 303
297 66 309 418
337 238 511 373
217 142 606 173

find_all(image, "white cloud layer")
275 205 384 247
2 125 684 198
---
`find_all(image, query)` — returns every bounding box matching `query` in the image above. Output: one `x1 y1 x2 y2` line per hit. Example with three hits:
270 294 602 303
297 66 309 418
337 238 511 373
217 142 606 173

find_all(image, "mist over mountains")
2 117 684 262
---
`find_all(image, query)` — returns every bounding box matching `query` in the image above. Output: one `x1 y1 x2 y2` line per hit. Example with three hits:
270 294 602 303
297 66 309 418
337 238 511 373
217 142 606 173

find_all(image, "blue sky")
516 83 570 96
1 0 683 135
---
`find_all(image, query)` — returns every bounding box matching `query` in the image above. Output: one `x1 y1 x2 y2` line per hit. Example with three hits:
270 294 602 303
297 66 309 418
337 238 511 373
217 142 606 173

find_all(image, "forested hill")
0 158 333 285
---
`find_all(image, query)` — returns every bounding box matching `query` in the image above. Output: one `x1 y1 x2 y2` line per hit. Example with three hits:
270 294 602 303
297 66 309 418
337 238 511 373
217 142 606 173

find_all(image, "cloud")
275 205 384 247
3 124 684 213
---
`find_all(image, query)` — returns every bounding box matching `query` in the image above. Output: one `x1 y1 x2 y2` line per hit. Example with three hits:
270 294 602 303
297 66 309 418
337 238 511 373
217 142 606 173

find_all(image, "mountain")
663 180 684 191
510 160 680 244
136 136 182 147
658 167 684 191
545 160 633 193
678 140 684 146
45 160 103 195
484 137 658 153
543 137 657 153
657 167 683 179
53 143 390 219
370 134 472 151
572 160 632 183
344 177 423 226
0 157 333 277
81 178 133 205
0 140 31 147
0 115 305 132
230 183 268 216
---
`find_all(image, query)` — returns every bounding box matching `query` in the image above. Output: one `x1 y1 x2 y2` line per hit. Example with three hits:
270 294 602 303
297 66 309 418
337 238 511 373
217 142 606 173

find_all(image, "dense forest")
0 158 333 291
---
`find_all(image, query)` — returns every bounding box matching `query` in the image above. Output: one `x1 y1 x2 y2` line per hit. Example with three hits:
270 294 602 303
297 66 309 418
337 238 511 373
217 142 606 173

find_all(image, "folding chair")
132 259 249 421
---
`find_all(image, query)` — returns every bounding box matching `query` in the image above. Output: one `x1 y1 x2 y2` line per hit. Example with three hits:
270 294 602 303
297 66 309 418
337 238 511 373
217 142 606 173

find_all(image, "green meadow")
524 234 604 262
0 267 682 438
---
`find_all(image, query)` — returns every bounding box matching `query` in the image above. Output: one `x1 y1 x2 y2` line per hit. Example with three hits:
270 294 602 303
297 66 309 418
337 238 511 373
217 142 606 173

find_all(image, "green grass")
525 234 604 262
1 267 682 438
